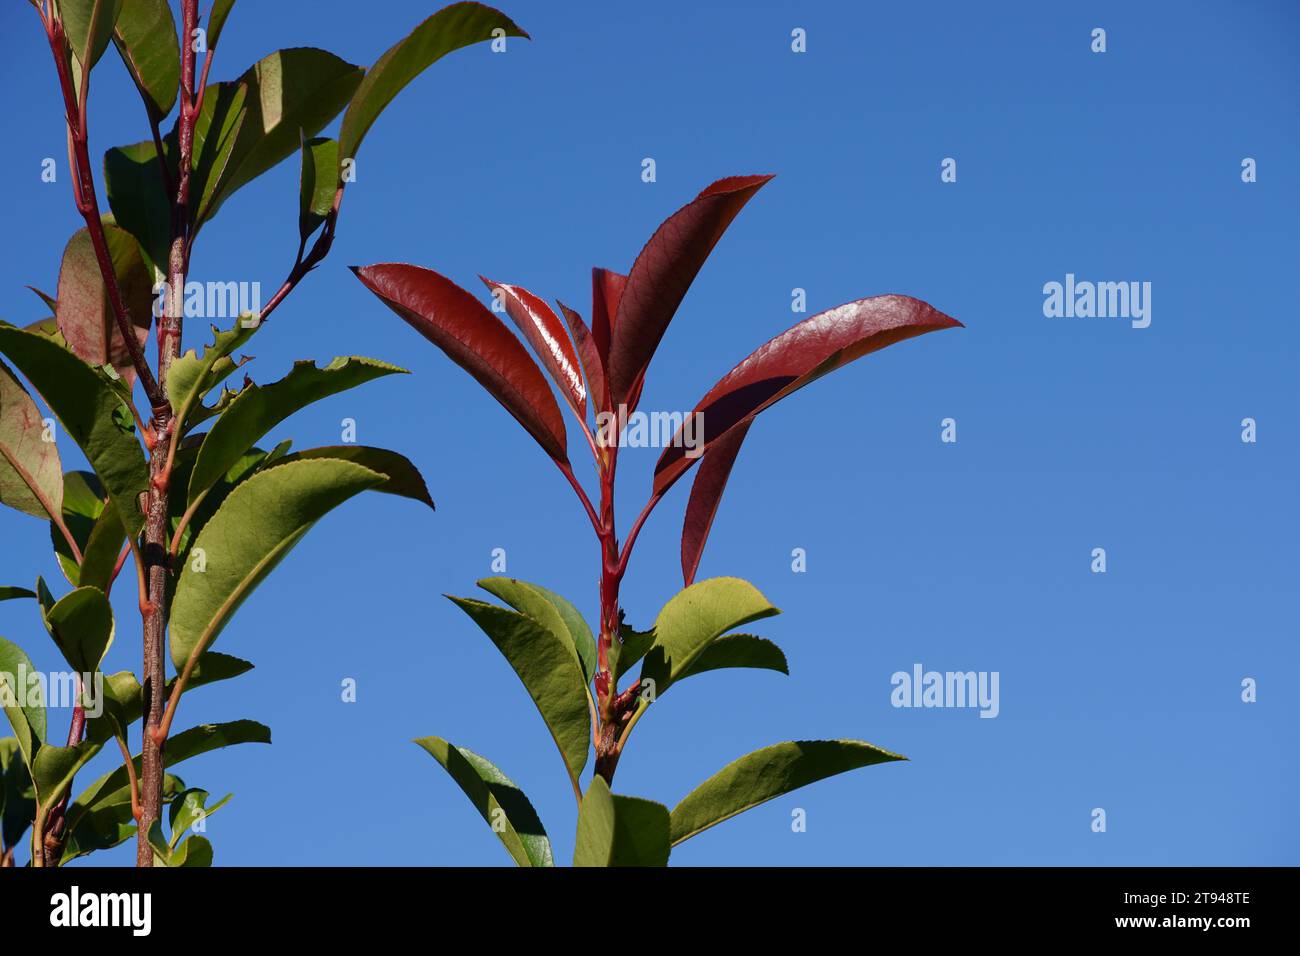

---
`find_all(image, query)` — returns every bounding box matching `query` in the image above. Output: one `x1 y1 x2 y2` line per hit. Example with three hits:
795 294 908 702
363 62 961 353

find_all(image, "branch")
41 13 165 411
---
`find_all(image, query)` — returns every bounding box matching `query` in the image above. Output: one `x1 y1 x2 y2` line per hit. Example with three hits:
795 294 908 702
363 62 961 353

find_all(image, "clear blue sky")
1 0 1296 866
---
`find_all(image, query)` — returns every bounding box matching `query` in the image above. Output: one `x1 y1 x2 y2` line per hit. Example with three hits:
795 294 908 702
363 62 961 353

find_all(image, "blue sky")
1 0 1296 865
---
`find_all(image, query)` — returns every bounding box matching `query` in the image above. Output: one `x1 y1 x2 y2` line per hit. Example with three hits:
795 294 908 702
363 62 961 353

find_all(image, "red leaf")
680 419 750 586
352 263 568 462
606 175 772 404
557 300 607 416
54 225 153 387
654 294 962 501
589 267 625 377
480 276 586 419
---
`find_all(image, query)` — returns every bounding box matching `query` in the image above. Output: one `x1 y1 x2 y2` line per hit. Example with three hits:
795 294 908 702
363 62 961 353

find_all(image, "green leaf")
170 652 253 698
50 471 104 584
273 445 433 510
0 587 37 602
669 740 906 846
67 719 270 824
477 578 595 683
93 654 251 731
207 0 236 50
167 320 258 431
104 140 174 276
572 775 615 866
78 500 125 592
0 325 148 537
612 621 654 684
27 286 59 314
61 0 124 69
31 737 103 808
170 833 213 866
1 737 35 852
415 737 552 867
299 135 338 243
677 633 788 682
184 80 249 229
170 458 385 670
573 776 670 867
187 356 405 501
638 577 779 701
447 597 590 788
38 583 114 675
169 443 287 561
112 0 179 117
0 357 63 521
0 637 46 764
199 48 363 227
60 772 185 862
168 788 231 849
337 2 528 168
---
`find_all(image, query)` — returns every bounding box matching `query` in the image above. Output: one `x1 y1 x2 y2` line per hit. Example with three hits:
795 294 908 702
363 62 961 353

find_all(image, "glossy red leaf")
480 277 586 419
655 293 962 521
557 301 607 417
606 175 773 404
351 263 568 463
680 419 750 586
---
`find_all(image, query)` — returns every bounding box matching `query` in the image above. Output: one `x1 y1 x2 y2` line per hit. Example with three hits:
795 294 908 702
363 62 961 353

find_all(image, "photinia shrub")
0 1 526 867
353 174 962 865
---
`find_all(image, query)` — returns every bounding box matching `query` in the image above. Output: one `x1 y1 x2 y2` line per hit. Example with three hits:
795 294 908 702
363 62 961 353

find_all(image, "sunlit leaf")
352 264 568 463
447 597 590 787
170 458 385 669
638 577 779 701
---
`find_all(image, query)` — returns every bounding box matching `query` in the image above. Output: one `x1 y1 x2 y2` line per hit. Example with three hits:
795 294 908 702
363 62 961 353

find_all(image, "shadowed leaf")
337 2 527 168
606 176 772 402
670 740 905 846
113 0 179 117
0 325 148 537
299 136 338 243
678 632 788 682
272 445 433 510
573 776 670 867
416 736 553 867
187 355 404 500
37 582 114 676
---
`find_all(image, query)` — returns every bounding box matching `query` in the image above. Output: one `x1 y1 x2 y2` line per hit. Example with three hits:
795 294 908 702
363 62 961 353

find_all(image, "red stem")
41 13 165 411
